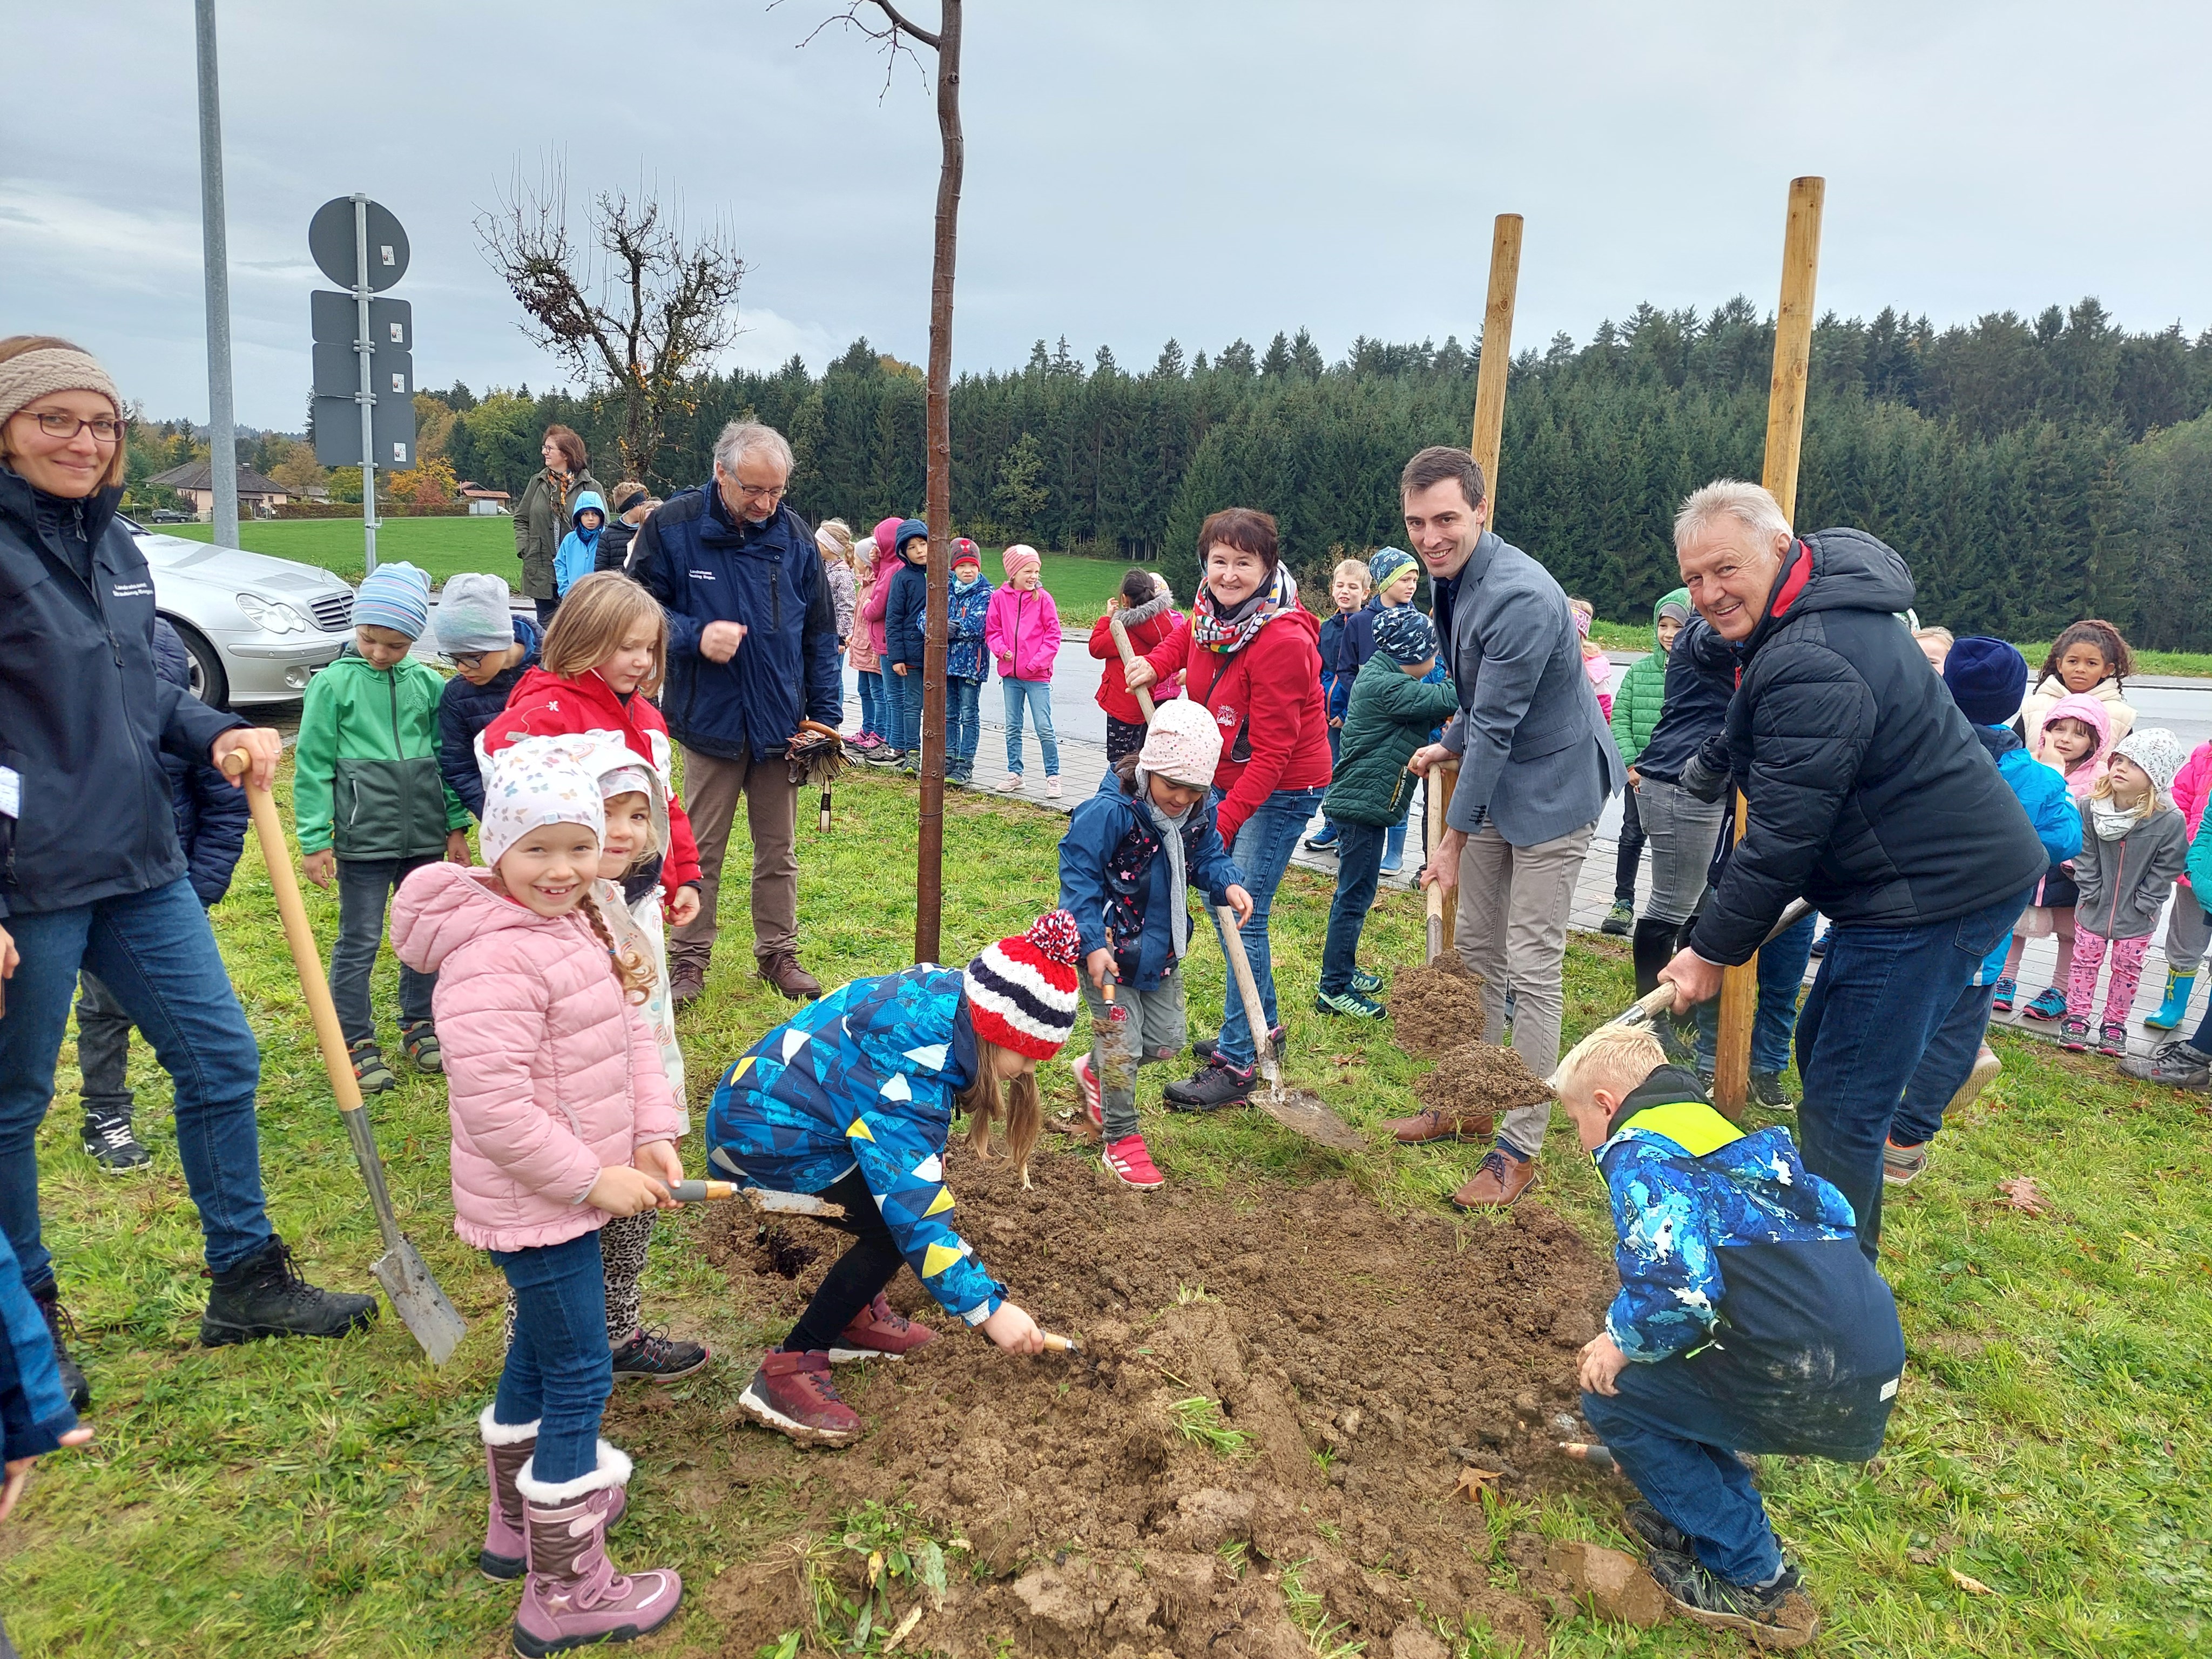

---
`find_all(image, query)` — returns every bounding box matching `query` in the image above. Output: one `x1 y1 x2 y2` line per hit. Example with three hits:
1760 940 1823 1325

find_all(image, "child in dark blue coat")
1557 1024 1903 1650
1057 700 1250 1189
431 571 541 820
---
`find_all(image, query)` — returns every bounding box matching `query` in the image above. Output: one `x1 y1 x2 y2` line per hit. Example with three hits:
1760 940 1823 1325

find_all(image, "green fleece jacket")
1609 587 1688 765
1322 655 1461 826
293 650 470 859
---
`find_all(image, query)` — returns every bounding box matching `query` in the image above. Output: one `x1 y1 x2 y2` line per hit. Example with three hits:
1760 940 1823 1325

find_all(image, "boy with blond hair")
1553 1024 1904 1650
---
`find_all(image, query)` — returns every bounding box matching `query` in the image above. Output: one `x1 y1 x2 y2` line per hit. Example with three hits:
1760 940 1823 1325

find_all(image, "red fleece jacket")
1142 606 1332 844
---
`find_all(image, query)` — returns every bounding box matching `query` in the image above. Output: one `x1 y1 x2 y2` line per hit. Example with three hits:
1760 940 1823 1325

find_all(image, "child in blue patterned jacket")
706 912 1082 1448
1554 1022 1904 1651
945 538 993 783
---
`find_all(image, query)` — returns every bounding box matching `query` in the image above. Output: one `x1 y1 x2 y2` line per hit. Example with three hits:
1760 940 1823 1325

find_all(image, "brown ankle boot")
1452 1148 1540 1209
1382 1105 1495 1144
758 951 822 1001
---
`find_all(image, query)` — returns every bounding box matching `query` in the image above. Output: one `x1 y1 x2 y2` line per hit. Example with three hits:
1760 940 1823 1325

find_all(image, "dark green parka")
1320 654 1460 826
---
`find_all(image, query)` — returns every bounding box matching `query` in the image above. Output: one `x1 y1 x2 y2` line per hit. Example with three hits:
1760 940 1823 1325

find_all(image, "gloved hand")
1679 736 1733 804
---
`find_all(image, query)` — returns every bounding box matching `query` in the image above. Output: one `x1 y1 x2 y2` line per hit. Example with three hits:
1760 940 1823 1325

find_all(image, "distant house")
455 480 512 517
145 461 291 520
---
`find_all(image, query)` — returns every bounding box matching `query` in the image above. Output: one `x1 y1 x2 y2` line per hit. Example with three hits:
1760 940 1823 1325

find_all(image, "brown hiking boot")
1452 1148 1540 1210
1383 1105 1495 1144
739 1351 862 1446
668 955 707 1008
759 952 822 1001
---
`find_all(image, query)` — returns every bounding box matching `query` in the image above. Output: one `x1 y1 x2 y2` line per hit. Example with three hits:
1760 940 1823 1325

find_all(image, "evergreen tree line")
429 295 2212 649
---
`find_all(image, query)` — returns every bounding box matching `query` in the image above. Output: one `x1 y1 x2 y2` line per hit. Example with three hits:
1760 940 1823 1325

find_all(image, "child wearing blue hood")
553 491 608 598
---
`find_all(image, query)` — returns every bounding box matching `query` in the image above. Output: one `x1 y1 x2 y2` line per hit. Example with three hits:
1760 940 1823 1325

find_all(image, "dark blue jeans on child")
1320 822 1388 994
490 1229 613 1483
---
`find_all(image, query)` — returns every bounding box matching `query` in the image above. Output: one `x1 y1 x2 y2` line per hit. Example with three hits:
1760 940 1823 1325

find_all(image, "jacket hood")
570 490 607 538
1652 586 1692 644
1976 724 2025 761
389 860 550 975
1745 528 1916 657
2044 691 2114 784
0 470 123 549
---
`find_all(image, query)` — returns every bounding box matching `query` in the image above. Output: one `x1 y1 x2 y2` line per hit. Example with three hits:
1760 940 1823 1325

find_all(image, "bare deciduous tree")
476 169 744 482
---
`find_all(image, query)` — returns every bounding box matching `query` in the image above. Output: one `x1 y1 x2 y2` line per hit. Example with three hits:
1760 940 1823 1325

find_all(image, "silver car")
126 519 357 708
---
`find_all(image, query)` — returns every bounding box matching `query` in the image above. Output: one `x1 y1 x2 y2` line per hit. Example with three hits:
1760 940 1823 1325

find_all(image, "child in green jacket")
293 562 471 1090
1314 607 1459 1018
1603 589 1692 934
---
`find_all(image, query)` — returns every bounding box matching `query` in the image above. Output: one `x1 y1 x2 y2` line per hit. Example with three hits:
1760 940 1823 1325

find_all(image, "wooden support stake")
1714 176 1824 1120
1468 214 1523 525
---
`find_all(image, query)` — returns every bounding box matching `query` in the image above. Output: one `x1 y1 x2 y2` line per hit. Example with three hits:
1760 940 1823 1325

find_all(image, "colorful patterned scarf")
1190 564 1297 656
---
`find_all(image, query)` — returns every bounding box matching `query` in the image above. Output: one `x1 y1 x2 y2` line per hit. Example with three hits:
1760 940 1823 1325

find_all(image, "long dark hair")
2036 619 2134 690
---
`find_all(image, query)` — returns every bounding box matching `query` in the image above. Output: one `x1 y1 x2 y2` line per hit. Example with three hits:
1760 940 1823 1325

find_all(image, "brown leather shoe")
1382 1106 1495 1144
759 952 822 1001
1451 1148 1540 1210
669 957 706 1007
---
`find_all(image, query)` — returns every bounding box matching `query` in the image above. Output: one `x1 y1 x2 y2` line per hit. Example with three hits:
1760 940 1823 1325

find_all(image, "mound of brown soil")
706 1149 1617 1658
1391 956 1488 1056
1415 1043 1555 1124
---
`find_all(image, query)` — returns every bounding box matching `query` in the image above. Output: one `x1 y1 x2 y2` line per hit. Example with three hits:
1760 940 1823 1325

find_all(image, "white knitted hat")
1136 697 1223 788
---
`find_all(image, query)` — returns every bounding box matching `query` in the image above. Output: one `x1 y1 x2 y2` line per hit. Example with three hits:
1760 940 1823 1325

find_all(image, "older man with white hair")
633 421 843 1002
1655 482 2046 1257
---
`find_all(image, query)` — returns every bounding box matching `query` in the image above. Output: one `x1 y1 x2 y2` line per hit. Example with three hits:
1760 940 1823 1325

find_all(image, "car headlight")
236 592 311 635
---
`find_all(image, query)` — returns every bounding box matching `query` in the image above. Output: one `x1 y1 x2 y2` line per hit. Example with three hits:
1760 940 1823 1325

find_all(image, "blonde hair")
1331 557 1373 591
0 335 127 490
540 572 666 694
1913 625 1955 648
2092 755 2156 812
1554 1023 1666 1105
816 517 856 564
955 1040 1042 1172
575 890 658 1003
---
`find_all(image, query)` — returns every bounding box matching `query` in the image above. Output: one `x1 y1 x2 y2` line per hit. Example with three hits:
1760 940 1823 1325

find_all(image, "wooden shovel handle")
1108 614 1158 724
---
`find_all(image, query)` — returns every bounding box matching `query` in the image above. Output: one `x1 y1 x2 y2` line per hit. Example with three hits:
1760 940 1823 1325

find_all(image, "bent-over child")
2064 727 2189 1056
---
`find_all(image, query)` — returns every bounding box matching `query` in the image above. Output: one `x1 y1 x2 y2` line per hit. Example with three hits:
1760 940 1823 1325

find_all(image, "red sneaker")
1071 1053 1103 1128
1102 1132 1165 1190
738 1351 862 1446
828 1293 937 1363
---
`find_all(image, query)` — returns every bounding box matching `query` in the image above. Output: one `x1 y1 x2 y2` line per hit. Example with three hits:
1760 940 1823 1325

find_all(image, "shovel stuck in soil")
225 753 468 1365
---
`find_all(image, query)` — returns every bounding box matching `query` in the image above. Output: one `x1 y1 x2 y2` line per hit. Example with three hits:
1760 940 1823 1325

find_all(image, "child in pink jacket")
985 543 1064 795
390 746 684 1654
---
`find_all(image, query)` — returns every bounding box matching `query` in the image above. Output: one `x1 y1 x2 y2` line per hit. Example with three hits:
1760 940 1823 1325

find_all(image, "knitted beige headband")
0 347 123 431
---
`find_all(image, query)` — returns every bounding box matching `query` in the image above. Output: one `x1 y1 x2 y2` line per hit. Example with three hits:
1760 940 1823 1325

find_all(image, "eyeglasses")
22 412 124 443
449 652 492 671
732 481 787 502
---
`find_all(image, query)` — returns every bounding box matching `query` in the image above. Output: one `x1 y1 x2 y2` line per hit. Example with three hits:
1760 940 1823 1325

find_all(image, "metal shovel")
1217 905 1365 1151
226 754 469 1364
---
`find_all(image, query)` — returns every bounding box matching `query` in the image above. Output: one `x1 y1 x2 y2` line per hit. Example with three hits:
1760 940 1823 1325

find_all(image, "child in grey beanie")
432 573 539 820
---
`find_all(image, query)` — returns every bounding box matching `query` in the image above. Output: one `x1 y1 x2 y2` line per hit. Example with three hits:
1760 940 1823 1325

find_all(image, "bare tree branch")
783 0 935 96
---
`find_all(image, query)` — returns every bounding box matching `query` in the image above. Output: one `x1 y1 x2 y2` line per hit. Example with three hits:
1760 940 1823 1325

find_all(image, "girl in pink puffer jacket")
390 746 685 1654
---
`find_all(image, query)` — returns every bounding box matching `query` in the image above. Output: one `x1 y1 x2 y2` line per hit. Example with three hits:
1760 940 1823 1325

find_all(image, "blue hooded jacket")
553 490 607 596
947 573 993 682
151 618 248 905
1058 768 1245 990
1973 725 2081 983
705 967 1006 1323
886 557 931 670
435 613 541 819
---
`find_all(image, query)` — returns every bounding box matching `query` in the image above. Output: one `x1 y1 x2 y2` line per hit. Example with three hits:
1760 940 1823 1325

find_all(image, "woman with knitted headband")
0 337 376 1414
705 912 1082 1446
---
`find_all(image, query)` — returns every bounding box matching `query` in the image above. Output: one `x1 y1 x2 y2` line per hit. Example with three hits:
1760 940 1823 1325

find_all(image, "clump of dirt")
750 1222 821 1280
1415 1042 1555 1124
709 1148 1619 1658
1391 955 1488 1056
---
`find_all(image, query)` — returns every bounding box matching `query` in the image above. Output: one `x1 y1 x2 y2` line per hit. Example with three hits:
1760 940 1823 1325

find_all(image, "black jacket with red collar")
1685 528 2047 966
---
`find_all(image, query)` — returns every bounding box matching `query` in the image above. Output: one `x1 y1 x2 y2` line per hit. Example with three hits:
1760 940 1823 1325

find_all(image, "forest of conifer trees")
434 295 2212 649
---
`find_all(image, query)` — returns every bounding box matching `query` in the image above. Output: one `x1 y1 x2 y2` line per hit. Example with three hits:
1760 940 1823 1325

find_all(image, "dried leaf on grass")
1451 1466 1501 1502
1997 1177 2052 1217
1947 1565 1995 1596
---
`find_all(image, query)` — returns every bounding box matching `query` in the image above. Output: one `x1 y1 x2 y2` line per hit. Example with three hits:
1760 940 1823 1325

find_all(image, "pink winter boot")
479 1408 624 1582
512 1444 681 1656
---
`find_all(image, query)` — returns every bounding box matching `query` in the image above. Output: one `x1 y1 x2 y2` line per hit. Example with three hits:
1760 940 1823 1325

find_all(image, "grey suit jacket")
1437 531 1623 846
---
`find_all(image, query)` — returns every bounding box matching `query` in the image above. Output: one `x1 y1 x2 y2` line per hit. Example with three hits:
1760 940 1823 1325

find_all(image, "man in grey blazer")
1401 446 1623 1208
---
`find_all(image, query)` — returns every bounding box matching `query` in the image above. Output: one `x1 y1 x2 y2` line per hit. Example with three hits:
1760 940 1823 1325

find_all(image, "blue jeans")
948 677 982 766
1795 890 2026 1256
1002 677 1059 778
882 666 924 752
1209 786 1328 1067
1320 822 1387 995
490 1228 612 1485
0 877 273 1288
333 855 439 1048
1582 1353 1894 1587
857 668 882 736
1693 911 1817 1073
1890 979 1999 1149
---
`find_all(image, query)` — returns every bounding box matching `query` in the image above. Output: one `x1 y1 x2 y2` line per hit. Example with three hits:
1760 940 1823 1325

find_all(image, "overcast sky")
5 1 2207 430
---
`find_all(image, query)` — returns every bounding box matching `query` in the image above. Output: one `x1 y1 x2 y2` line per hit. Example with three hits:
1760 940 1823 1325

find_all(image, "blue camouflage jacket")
1597 1068 1904 1393
704 967 1004 1323
947 577 993 682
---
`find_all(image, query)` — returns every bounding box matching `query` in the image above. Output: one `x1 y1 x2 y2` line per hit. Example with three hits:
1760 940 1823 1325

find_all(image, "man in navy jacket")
632 421 841 1002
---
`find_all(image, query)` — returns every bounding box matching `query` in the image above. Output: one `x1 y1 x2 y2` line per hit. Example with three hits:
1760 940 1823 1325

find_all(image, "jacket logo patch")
689 570 716 581
111 581 153 598
1215 707 1237 730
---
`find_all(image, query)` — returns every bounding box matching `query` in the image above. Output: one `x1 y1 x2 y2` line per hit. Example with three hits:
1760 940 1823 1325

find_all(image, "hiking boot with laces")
1382 1104 1494 1144
1451 1148 1540 1210
349 1040 397 1094
609 1326 710 1384
1071 1053 1103 1128
1163 1056 1256 1112
2022 986 2069 1022
32 1284 90 1412
1882 1138 1930 1185
2097 1022 2129 1057
738 1351 862 1446
400 1021 443 1074
758 952 822 1001
80 1105 150 1173
1315 988 1386 1020
1601 899 1634 936
1192 1027 1285 1065
1623 1502 1695 1561
1748 1070 1795 1109
199 1235 379 1347
2059 1016 2091 1051
1645 1552 1818 1650
1102 1132 1166 1190
1351 968 1384 995
668 957 706 1008
828 1293 938 1361
1990 975 2017 1013
2121 1040 2212 1090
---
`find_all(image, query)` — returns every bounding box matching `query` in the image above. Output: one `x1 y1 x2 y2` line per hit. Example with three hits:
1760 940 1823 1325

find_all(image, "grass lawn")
9 764 2210 1655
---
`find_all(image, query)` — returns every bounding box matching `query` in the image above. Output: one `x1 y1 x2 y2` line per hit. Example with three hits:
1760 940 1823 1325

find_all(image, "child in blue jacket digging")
706 913 1082 1448
1556 1022 1903 1651
1057 698 1252 1190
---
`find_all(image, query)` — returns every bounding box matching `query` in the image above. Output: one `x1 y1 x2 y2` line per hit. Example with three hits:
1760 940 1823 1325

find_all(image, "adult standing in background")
632 421 842 1004
1401 446 1623 1209
512 425 602 630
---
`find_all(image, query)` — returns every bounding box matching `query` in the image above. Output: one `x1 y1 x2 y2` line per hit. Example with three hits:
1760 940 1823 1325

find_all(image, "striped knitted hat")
964 910 1082 1059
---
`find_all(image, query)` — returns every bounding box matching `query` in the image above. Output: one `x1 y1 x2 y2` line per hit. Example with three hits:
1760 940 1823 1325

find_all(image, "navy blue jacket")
632 490 842 760
1323 599 1382 724
435 614 541 819
1632 616 1735 784
885 559 930 670
1057 768 1245 990
0 473 243 918
151 619 248 905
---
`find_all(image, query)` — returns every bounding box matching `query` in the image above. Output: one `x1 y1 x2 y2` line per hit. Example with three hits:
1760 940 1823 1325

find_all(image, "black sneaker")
2121 1041 2212 1090
1163 1057 1256 1112
32 1284 91 1412
1623 1502 1695 1561
80 1106 150 1173
1645 1552 1817 1649
1192 1027 1286 1065
1748 1071 1795 1109
610 1325 711 1384
200 1236 380 1347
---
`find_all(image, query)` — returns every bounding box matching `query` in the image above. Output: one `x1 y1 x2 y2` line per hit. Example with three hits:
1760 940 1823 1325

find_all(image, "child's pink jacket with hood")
391 861 679 1252
2172 741 2212 893
2036 691 2114 802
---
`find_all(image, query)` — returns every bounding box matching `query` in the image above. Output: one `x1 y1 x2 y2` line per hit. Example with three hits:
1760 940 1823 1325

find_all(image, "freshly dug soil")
1391 955 1488 1056
704 1147 1618 1658
1415 1042 1555 1122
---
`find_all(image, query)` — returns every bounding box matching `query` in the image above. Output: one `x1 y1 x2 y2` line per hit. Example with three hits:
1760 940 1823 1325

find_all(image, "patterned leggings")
502 1209 655 1351
2067 930 2149 1028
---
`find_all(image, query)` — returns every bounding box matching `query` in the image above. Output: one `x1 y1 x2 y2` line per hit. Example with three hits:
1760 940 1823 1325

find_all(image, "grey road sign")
308 196 408 291
310 291 410 352
312 341 412 403
313 393 415 469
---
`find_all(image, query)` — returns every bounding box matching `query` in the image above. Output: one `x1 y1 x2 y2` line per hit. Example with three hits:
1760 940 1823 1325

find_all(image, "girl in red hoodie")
1088 568 1183 763
1125 508 1332 1109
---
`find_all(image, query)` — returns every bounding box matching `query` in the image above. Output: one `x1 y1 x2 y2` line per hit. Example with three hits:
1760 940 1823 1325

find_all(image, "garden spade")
224 754 468 1364
1217 905 1365 1152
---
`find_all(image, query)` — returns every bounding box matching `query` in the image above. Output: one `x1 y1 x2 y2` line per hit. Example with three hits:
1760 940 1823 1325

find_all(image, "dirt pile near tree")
1391 956 1488 1056
705 1148 1621 1658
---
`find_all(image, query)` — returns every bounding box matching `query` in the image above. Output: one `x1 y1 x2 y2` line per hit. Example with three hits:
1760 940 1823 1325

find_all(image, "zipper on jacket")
771 566 782 630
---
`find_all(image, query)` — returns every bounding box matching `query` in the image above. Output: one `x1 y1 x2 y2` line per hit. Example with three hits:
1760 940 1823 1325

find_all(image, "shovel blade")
372 1237 469 1366
1259 1089 1366 1152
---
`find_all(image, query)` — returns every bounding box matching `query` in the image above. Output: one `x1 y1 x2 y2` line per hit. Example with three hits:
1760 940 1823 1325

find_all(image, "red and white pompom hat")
963 911 1083 1060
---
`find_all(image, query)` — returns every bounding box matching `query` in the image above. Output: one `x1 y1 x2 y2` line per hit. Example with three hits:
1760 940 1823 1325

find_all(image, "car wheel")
168 619 231 709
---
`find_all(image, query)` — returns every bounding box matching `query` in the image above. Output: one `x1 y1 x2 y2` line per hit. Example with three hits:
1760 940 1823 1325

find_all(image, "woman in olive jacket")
512 424 603 628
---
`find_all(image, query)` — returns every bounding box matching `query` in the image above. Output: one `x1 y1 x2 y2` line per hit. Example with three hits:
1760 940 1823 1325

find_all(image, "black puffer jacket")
1685 528 2047 966
1631 616 1736 783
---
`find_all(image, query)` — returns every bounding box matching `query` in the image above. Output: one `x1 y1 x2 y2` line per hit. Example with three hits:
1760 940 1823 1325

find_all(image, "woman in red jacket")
1087 568 1183 763
1125 509 1332 1109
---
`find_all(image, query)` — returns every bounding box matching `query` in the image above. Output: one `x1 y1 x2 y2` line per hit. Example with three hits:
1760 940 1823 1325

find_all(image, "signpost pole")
193 0 238 550
352 194 379 576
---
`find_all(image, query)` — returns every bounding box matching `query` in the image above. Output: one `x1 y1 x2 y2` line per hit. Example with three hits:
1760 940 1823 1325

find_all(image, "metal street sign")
312 392 414 469
311 341 412 404
307 194 413 572
308 196 408 291
311 291 410 351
